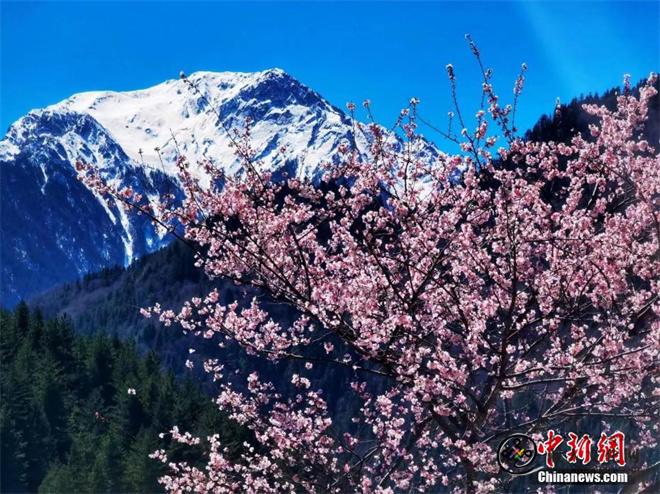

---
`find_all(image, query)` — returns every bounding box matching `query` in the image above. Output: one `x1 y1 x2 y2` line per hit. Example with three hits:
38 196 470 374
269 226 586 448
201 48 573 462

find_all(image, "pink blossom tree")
79 43 659 493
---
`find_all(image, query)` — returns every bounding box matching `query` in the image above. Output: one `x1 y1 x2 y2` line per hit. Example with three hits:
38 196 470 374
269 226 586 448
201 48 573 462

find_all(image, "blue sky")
2 1 658 142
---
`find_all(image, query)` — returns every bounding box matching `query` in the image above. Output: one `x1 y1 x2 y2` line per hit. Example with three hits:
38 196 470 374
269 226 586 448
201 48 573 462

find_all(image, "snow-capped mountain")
1 69 434 306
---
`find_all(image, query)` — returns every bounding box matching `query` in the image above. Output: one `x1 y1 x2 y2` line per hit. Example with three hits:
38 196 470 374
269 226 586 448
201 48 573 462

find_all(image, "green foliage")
0 305 246 494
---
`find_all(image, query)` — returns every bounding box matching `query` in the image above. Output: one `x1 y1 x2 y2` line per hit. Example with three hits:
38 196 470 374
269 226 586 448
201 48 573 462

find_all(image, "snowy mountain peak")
32 68 353 182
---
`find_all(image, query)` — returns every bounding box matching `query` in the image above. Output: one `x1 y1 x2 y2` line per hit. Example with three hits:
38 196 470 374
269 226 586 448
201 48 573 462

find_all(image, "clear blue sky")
2 1 659 142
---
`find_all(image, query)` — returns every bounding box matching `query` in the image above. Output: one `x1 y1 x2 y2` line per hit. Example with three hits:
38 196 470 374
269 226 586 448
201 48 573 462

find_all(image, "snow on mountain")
1 68 436 306
45 68 372 185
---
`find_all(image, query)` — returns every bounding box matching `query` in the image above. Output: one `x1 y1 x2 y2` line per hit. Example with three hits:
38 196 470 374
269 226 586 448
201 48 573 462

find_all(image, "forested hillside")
0 304 248 493
30 241 224 377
